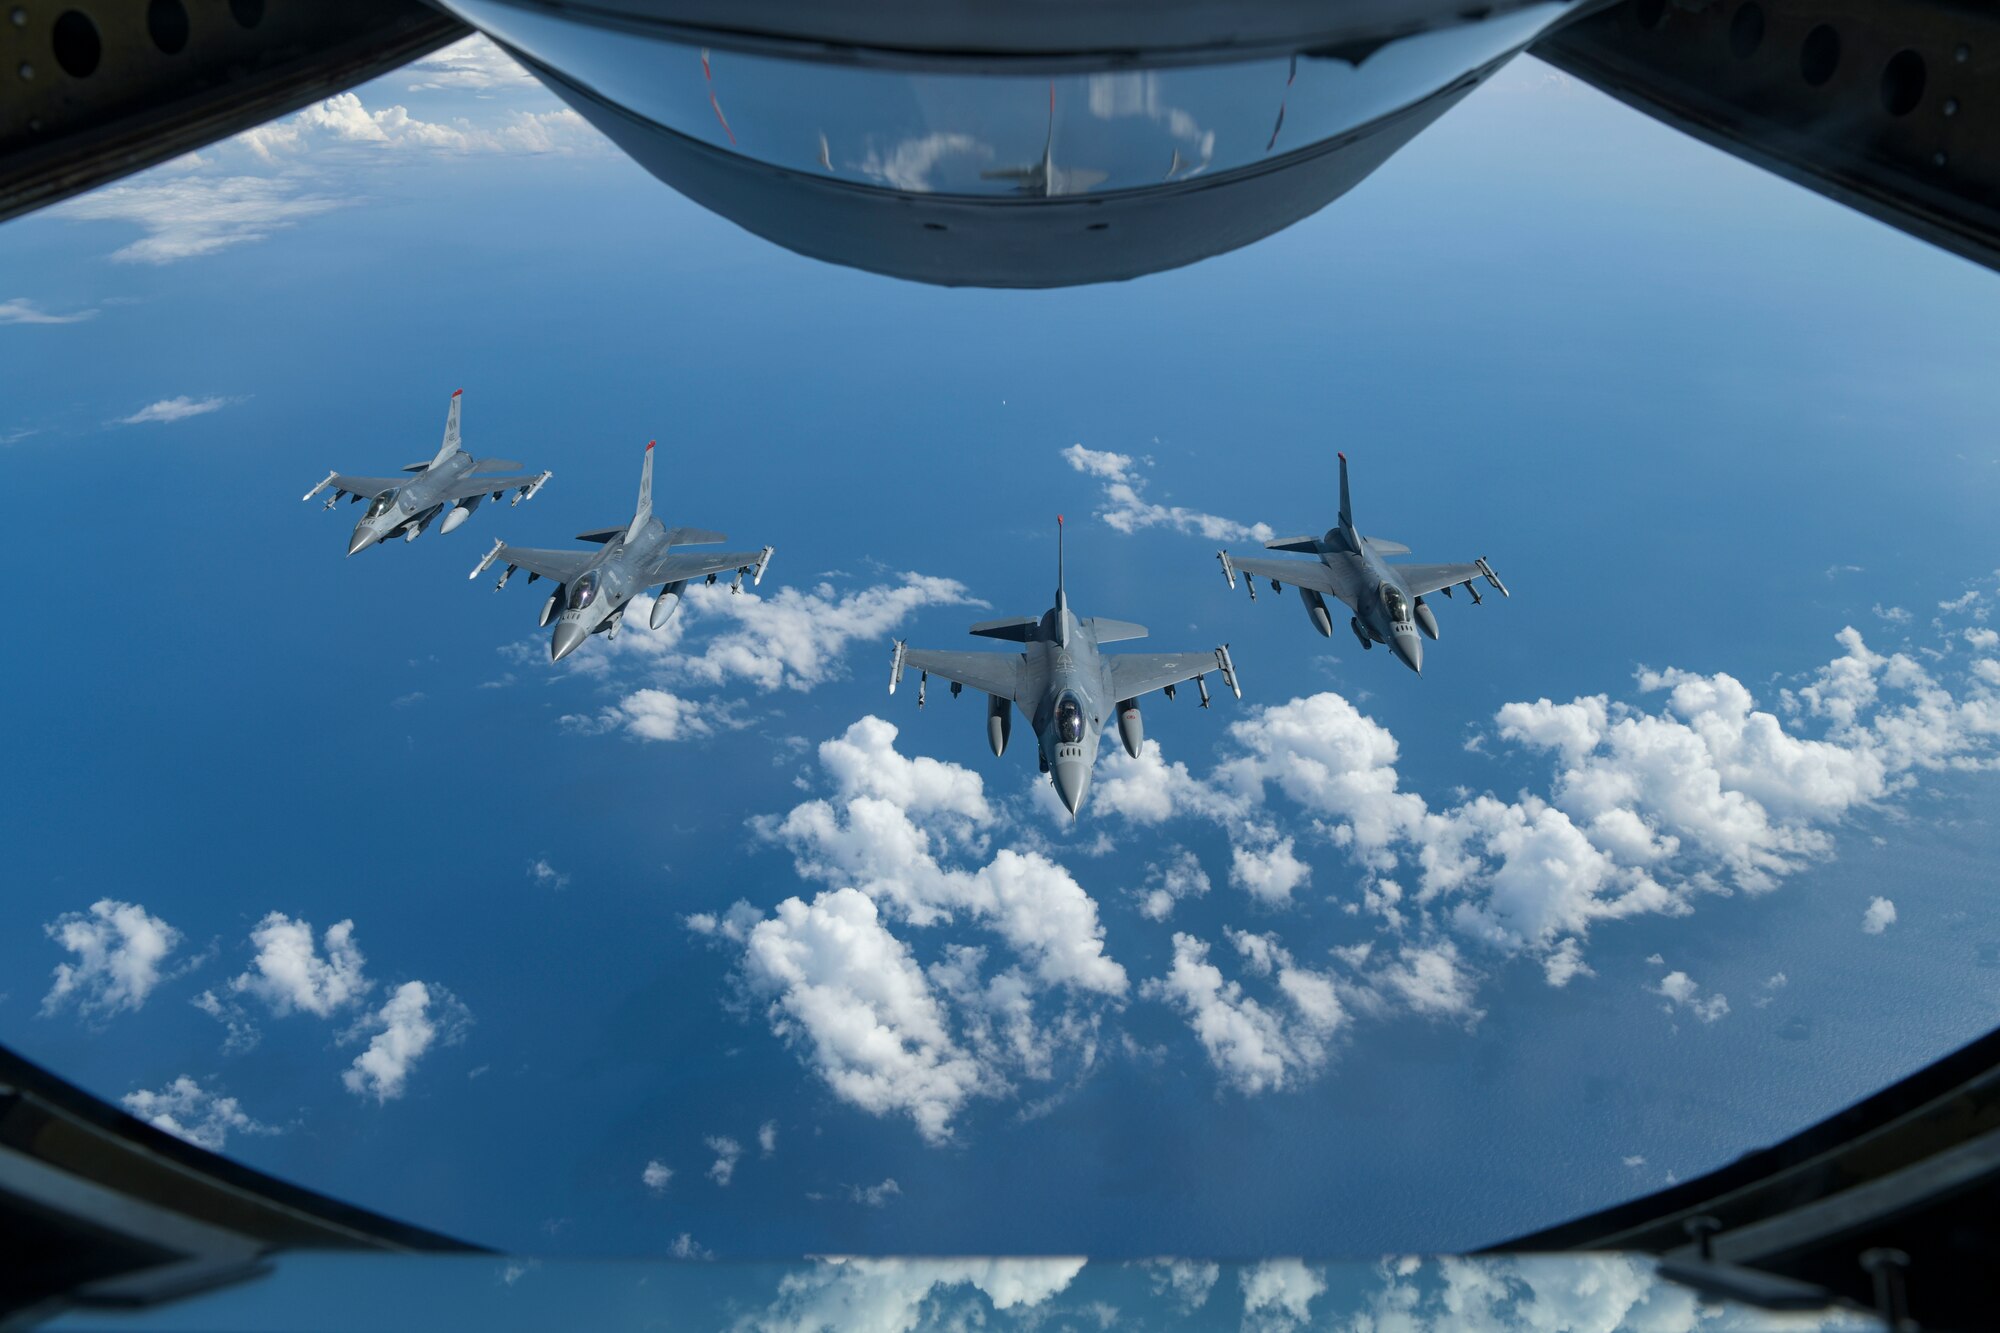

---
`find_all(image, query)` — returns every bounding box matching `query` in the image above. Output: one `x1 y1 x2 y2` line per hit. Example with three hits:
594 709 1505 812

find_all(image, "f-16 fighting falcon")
303 390 552 556
471 441 774 663
890 517 1239 817
978 82 1108 197
1216 452 1508 676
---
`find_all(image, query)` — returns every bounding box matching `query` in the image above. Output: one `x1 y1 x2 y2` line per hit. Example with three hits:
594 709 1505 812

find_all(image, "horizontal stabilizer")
575 526 626 544
664 526 726 546
401 462 431 473
1085 617 1148 643
1268 531 1356 554
970 616 1039 642
1364 536 1410 556
470 458 524 474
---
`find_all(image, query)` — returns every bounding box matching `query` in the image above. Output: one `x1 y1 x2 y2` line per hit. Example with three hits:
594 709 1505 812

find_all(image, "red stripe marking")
701 49 736 145
452 388 462 397
646 440 656 451
1337 451 1346 461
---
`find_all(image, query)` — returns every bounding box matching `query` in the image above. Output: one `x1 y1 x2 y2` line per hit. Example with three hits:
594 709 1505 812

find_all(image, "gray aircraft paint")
472 440 774 662
891 518 1239 817
303 390 552 555
1216 451 1508 675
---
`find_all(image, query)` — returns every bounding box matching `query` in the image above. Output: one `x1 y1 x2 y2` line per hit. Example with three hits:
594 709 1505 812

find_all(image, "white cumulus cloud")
743 1258 1084 1331
122 1076 274 1151
706 1134 743 1186
405 35 536 91
232 913 370 1018
343 980 467 1102
1652 970 1729 1024
1142 1258 1220 1311
1862 896 1898 934
120 395 232 425
740 888 987 1145
0 297 96 325
1240 1258 1325 1333
1061 444 1274 543
850 1178 902 1207
1142 933 1348 1095
63 174 346 263
42 899 181 1018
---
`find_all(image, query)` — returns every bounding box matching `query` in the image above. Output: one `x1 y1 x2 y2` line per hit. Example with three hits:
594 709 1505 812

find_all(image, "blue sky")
4 34 2000 1270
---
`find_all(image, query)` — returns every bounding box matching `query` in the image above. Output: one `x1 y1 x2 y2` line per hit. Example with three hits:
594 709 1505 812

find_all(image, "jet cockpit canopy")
1055 694 1085 744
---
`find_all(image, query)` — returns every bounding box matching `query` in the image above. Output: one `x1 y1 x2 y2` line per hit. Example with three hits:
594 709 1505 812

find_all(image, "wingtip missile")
470 537 504 580
512 471 552 506
752 546 775 586
1215 644 1241 700
303 470 337 502
888 640 908 695
1216 549 1236 590
1476 557 1510 598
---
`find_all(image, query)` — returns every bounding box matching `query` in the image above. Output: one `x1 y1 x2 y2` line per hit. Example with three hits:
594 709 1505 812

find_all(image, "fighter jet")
890 517 1239 817
1215 452 1507 676
471 441 774 663
979 83 1109 198
303 391 551 556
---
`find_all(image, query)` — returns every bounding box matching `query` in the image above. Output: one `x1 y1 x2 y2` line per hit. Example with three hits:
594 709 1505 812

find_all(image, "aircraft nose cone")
347 527 376 557
1051 756 1090 818
1393 633 1423 676
550 621 587 663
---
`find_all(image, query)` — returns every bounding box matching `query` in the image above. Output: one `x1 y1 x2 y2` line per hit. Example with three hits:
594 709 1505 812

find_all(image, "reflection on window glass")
450 0 1566 198
568 572 599 610
365 489 398 519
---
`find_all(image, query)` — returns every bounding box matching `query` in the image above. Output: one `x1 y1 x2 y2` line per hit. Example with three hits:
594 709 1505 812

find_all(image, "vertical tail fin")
431 389 464 467
625 441 655 541
1337 451 1354 532
1055 514 1069 647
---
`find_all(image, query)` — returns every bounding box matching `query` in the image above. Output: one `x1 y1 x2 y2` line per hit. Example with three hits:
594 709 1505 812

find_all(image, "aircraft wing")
1109 650 1237 703
483 544 595 585
895 648 1026 702
1391 562 1485 597
325 473 403 499
1051 166 1109 193
1223 553 1344 599
437 472 534 503
643 548 772 587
